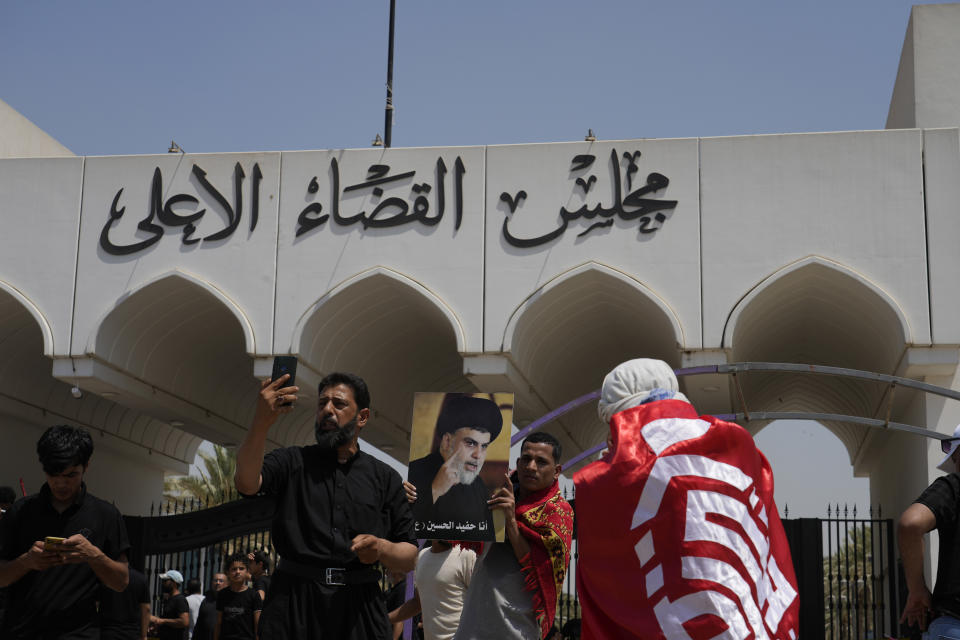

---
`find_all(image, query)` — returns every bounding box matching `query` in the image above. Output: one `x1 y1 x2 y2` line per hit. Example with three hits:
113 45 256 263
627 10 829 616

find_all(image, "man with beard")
408 395 501 537
151 570 190 640
235 371 417 640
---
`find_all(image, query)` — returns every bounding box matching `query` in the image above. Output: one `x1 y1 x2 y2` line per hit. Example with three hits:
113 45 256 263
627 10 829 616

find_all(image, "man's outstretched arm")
236 376 298 495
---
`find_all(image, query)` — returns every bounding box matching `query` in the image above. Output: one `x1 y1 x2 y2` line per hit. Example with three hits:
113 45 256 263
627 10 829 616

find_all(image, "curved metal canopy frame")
510 362 960 470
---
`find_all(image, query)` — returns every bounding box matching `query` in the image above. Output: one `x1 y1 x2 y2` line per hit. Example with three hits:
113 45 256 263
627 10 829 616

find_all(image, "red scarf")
515 479 574 638
574 401 799 639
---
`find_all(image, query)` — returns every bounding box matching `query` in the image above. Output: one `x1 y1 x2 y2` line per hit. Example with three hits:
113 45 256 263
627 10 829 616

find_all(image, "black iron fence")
822 505 898 640
127 495 897 636
783 506 898 640
126 492 276 612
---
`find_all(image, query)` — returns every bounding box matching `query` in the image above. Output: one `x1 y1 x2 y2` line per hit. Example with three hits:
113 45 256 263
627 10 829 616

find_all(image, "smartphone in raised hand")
271 356 298 406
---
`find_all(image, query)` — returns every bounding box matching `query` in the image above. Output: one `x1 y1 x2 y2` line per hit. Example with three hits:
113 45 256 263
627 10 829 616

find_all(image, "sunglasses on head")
942 438 960 454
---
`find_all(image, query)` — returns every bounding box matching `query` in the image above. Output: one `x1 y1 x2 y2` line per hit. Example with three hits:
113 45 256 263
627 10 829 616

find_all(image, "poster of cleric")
407 392 513 542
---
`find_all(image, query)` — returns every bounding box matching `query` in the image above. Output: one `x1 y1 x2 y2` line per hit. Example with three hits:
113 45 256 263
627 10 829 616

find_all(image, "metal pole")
384 0 396 147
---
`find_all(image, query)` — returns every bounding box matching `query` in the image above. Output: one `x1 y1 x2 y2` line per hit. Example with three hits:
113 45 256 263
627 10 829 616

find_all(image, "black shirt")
215 587 262 640
100 567 149 639
0 483 130 638
385 578 406 612
917 473 960 618
255 446 415 567
408 452 495 541
157 593 190 640
191 592 218 640
252 574 270 598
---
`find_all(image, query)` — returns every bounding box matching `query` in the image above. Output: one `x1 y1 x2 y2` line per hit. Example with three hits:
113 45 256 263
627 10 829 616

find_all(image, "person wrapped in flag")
574 359 799 639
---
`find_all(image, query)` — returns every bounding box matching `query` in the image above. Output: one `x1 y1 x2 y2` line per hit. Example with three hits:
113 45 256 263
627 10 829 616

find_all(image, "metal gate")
783 508 898 640
125 494 276 611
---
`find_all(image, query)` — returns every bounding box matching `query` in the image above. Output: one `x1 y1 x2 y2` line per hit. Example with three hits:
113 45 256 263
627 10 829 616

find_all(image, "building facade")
1 4 959 521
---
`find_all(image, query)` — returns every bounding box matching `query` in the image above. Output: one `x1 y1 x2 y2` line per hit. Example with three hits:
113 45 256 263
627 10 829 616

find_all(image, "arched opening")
291 269 471 459
0 285 195 512
726 257 909 464
91 272 256 450
505 264 684 471
753 420 870 518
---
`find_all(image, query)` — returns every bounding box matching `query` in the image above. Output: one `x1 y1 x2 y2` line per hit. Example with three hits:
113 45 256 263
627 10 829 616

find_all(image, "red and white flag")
574 400 799 639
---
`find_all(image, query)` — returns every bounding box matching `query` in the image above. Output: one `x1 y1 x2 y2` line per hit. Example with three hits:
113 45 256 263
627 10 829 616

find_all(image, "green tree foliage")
823 525 888 639
163 444 237 508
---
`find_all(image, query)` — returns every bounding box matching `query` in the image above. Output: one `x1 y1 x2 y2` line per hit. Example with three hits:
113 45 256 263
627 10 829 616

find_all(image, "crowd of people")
235 371 578 639
148 556 264 640
5 357 960 638
94 549 272 640
0 420 273 640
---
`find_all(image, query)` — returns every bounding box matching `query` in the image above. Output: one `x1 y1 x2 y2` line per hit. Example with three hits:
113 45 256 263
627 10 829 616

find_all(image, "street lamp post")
383 0 396 148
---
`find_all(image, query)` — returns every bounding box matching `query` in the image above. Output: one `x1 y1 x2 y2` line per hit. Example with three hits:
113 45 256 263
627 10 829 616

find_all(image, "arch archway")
0 284 197 512
290 268 471 459
89 271 258 450
724 257 910 464
753 419 870 518
0 280 54 354
505 263 684 470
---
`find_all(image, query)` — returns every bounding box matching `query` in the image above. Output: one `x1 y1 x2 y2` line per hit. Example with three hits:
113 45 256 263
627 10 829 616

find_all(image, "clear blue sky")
1 1 946 156
5 0 927 516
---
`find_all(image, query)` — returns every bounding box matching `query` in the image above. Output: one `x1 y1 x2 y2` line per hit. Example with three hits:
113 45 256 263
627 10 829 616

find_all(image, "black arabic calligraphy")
99 162 262 256
295 157 466 237
500 149 678 248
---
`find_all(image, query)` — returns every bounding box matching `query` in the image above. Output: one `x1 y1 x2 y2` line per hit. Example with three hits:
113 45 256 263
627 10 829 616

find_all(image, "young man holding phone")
0 425 130 640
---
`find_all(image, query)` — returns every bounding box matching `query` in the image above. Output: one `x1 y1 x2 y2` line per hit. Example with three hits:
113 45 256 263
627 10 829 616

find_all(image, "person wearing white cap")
151 569 190 640
573 358 800 639
898 424 960 637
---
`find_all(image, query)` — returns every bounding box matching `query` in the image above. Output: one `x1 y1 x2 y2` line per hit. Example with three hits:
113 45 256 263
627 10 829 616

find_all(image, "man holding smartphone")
235 368 417 639
0 424 130 639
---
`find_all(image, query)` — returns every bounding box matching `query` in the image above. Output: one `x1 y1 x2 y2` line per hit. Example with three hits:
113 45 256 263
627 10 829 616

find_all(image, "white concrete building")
1 3 959 519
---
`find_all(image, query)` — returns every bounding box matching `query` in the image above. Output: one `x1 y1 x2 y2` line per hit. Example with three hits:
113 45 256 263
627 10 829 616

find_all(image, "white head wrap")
597 358 690 424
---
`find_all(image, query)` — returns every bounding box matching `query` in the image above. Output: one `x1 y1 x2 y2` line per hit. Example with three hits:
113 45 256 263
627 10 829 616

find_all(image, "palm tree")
823 524 883 639
159 444 275 578
163 444 238 509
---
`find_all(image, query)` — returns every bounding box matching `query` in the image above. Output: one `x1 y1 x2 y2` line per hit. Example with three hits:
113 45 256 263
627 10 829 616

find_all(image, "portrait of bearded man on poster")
407 393 512 542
